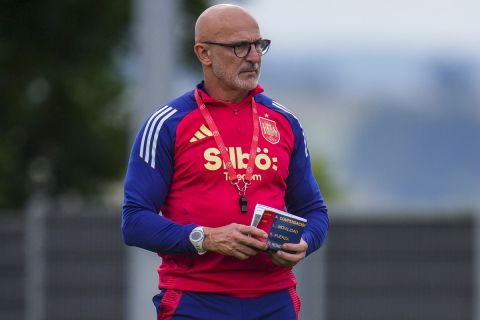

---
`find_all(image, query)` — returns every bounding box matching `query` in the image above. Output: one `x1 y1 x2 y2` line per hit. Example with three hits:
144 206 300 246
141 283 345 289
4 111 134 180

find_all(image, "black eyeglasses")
202 39 271 58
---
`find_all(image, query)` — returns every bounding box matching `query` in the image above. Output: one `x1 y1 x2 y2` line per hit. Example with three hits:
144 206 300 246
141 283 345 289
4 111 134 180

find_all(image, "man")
122 4 329 319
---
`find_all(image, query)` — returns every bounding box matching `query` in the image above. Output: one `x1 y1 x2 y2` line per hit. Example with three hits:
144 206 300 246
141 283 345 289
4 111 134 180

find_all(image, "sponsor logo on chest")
204 146 278 181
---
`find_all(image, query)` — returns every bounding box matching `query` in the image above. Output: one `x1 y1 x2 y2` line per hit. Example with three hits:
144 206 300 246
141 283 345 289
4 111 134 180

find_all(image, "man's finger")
276 250 300 260
269 251 295 267
239 236 268 251
236 244 259 257
281 239 308 253
238 225 268 238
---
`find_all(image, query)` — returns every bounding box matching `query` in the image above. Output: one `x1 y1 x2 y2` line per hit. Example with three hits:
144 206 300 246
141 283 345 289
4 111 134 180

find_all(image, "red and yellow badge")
259 116 280 144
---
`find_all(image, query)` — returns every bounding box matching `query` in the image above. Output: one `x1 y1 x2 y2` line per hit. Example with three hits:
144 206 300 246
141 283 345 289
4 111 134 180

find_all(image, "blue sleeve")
284 117 329 256
121 106 197 254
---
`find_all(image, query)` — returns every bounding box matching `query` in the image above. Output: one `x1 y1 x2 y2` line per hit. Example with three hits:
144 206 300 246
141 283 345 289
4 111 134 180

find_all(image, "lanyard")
194 89 260 213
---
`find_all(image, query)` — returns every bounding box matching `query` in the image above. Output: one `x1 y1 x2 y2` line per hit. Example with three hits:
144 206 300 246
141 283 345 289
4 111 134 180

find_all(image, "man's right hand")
202 223 268 260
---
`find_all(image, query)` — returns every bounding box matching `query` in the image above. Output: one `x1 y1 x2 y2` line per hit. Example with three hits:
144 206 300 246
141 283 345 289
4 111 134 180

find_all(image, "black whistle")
239 196 248 213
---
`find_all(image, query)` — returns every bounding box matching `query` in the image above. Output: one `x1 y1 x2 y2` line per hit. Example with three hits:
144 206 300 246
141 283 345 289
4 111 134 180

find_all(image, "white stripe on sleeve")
272 101 309 157
150 109 178 169
139 105 169 158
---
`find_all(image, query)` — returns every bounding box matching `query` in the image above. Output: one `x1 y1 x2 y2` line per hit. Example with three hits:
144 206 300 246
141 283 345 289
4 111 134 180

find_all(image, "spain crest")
259 116 280 144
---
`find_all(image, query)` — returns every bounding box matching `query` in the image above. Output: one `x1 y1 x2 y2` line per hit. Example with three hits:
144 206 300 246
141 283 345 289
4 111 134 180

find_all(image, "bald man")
122 4 329 319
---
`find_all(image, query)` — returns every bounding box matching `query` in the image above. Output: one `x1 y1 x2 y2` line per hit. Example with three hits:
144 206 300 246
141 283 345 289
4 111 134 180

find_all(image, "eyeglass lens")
235 40 270 57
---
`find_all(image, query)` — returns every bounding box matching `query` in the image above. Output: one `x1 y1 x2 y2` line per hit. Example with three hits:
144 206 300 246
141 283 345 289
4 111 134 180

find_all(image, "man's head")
194 4 269 101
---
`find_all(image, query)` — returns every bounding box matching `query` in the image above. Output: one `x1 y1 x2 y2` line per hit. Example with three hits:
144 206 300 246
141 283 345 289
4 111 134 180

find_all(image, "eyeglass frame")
201 39 271 58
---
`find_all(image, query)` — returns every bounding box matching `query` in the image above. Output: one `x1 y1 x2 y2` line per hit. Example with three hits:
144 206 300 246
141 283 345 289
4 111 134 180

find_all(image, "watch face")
191 231 203 241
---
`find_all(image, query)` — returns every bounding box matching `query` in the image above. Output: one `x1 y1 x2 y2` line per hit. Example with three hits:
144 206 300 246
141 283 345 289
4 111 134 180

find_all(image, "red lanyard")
194 89 260 212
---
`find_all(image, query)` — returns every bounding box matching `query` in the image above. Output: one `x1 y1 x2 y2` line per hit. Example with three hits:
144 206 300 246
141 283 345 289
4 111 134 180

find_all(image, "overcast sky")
241 0 480 55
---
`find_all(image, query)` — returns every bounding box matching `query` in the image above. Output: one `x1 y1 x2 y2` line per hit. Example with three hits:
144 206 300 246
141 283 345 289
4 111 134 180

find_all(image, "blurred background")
1 0 479 319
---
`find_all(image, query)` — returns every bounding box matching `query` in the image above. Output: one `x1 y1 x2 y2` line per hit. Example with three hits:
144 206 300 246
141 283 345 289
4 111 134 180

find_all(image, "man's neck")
203 82 249 103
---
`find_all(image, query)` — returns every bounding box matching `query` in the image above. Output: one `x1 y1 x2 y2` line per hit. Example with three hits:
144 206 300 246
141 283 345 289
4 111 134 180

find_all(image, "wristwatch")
189 226 207 255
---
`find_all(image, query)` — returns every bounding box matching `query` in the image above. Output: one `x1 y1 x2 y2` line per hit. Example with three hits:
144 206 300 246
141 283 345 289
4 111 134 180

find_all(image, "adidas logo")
189 124 213 143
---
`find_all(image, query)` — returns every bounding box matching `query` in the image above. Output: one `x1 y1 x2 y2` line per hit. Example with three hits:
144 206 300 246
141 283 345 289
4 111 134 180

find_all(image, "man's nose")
245 44 261 62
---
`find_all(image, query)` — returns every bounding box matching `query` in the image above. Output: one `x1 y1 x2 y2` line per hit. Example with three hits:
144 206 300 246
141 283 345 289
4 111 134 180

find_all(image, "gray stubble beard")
211 58 260 92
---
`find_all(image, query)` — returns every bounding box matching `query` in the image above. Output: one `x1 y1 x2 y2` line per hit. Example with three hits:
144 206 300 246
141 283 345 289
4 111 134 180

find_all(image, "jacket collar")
195 82 264 108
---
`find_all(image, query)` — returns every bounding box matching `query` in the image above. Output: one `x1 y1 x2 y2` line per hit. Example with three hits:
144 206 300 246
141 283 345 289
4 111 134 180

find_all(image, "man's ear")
194 43 212 66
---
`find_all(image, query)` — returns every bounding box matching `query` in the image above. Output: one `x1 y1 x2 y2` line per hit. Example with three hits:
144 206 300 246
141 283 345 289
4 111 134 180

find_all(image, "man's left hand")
269 239 308 267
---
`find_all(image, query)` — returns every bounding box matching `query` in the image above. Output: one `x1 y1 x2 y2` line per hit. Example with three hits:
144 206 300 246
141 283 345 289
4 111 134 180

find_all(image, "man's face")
209 40 261 92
